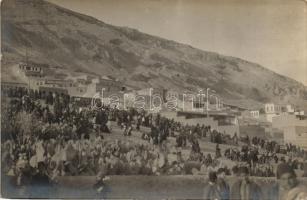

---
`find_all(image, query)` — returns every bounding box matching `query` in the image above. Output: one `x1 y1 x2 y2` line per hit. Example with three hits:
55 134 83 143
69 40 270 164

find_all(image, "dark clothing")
217 178 230 200
230 179 262 200
267 183 279 200
203 182 222 200
95 110 108 125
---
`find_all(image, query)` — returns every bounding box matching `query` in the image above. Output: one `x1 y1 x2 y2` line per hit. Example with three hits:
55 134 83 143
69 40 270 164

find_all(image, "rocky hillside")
2 0 307 109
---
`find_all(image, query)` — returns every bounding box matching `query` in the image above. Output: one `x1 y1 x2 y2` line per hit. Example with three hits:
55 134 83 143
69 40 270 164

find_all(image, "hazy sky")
48 0 306 85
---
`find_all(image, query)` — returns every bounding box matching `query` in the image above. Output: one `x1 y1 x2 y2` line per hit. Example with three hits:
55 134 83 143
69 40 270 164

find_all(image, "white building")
262 103 282 122
272 114 307 149
265 103 282 114
272 114 307 129
250 110 260 119
283 126 307 150
286 105 295 113
18 62 50 78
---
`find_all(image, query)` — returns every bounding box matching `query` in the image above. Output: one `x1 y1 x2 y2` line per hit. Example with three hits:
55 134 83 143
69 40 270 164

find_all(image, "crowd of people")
1 87 307 199
1 89 229 185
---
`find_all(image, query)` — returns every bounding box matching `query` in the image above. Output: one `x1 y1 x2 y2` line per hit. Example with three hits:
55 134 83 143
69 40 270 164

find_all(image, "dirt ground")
3 174 307 199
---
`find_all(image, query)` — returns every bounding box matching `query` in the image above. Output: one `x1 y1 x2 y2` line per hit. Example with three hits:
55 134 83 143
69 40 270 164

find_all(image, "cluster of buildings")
165 99 307 149
17 62 124 99
241 103 307 149
153 88 307 150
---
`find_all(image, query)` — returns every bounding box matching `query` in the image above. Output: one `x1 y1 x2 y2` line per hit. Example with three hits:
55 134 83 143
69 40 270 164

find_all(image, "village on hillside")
2 61 307 199
1 0 307 199
2 62 307 150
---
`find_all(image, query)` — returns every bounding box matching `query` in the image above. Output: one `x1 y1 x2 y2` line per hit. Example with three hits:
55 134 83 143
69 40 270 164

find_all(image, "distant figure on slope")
215 144 221 158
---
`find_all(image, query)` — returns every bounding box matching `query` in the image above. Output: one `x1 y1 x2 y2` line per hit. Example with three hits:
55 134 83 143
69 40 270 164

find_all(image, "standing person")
267 163 307 200
302 162 307 177
230 166 262 200
217 168 230 200
216 144 221 158
136 114 142 131
95 107 110 134
191 138 201 154
203 171 222 200
233 133 238 145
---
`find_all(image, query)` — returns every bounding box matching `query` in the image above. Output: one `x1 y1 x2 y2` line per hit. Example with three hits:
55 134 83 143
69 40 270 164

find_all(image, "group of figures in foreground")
1 87 307 199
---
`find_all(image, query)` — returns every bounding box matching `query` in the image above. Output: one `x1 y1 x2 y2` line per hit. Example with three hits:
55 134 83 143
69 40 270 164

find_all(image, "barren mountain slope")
2 0 307 109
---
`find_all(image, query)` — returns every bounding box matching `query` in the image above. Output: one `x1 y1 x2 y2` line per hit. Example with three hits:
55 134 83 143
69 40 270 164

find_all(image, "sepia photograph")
1 0 307 199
